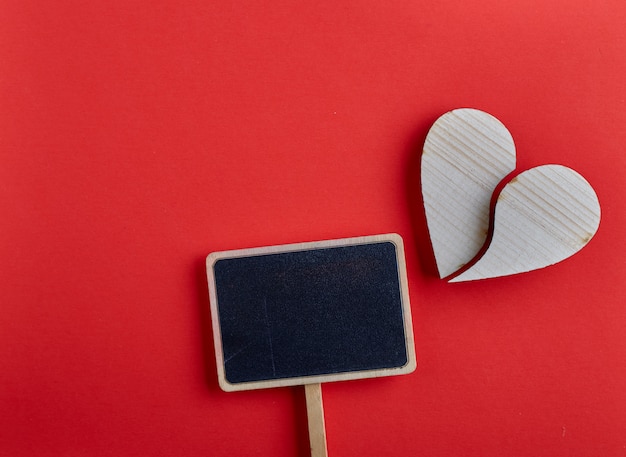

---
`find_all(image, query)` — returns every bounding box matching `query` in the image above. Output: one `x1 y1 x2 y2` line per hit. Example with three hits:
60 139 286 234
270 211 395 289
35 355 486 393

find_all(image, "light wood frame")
206 233 416 392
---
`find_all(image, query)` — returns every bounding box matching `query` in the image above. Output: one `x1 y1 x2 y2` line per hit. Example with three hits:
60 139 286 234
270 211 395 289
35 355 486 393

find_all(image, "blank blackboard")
206 234 416 391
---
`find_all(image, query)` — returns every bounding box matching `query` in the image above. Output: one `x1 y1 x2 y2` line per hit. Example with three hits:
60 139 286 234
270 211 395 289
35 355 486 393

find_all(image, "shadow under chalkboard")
195 256 221 393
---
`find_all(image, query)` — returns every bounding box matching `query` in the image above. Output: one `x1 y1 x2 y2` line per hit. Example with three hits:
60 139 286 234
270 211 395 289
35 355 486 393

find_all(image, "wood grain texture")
206 233 416 392
450 165 601 282
305 383 328 457
422 108 516 278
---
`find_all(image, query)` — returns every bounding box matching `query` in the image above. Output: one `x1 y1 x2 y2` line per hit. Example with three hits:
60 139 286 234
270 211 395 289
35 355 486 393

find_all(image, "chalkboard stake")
305 383 328 457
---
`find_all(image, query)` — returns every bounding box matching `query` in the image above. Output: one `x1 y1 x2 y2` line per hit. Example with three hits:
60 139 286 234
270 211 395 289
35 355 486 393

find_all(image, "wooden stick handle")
304 383 328 457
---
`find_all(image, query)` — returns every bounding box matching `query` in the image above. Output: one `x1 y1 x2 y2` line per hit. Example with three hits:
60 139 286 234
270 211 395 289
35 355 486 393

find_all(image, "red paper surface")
1 1 625 456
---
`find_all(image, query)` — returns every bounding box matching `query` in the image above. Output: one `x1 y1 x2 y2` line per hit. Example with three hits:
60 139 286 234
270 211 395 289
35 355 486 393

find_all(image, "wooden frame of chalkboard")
206 233 416 392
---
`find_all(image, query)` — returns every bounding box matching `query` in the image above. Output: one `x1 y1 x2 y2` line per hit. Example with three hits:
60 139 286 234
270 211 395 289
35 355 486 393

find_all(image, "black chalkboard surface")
206 234 416 392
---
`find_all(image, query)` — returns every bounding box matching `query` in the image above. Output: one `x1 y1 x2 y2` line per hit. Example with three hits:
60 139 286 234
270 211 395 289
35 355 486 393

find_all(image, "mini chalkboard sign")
206 234 416 456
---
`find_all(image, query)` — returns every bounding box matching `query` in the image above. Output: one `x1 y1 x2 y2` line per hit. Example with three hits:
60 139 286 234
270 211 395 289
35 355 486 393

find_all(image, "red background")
1 1 625 456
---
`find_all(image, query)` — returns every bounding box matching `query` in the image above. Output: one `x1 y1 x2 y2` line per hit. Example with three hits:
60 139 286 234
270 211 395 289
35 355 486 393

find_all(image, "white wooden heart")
422 108 516 278
449 165 601 282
